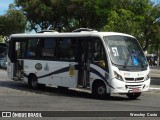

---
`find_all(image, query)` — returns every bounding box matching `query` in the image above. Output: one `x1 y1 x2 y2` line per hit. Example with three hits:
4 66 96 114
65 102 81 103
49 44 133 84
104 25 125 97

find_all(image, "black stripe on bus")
90 67 114 89
22 65 114 89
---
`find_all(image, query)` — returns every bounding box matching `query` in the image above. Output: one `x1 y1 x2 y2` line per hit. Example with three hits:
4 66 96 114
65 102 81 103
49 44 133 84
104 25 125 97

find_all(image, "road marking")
149 87 160 90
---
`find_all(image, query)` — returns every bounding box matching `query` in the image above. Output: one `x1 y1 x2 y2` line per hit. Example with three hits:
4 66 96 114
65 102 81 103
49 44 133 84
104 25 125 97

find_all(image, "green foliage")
0 36 3 42
0 4 27 36
12 0 160 51
103 9 137 34
102 0 160 51
15 0 111 32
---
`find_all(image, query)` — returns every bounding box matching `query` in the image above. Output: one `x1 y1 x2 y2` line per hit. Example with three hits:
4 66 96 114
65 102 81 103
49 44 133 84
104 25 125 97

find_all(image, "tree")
0 16 8 36
0 4 27 36
0 36 3 42
15 0 112 32
66 0 111 31
102 9 141 35
102 0 160 51
13 0 160 51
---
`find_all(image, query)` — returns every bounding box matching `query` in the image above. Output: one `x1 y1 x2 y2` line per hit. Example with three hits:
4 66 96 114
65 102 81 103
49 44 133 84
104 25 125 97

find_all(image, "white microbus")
7 29 150 99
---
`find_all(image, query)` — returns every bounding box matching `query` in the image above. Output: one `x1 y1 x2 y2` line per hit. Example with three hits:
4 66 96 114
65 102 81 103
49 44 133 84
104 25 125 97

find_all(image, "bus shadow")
0 80 138 101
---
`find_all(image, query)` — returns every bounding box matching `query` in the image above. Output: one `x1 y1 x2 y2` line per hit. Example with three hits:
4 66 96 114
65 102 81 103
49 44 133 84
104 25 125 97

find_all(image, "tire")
28 75 39 89
126 92 141 100
38 84 45 88
58 86 69 91
92 82 110 99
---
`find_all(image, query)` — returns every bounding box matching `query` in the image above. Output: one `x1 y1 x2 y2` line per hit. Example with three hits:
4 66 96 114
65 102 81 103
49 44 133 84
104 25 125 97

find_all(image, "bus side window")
59 38 75 61
21 41 27 58
15 42 21 59
27 39 38 58
14 41 27 59
41 38 56 59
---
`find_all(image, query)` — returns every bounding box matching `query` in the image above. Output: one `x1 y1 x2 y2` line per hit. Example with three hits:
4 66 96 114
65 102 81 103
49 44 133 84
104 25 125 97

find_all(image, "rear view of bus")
104 34 150 99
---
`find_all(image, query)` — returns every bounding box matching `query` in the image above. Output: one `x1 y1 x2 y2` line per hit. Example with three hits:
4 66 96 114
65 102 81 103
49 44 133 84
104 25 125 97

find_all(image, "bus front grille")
125 77 144 82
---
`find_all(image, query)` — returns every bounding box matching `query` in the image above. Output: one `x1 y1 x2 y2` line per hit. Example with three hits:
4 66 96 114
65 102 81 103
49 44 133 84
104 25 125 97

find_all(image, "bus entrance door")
78 39 92 88
14 60 23 80
13 42 24 80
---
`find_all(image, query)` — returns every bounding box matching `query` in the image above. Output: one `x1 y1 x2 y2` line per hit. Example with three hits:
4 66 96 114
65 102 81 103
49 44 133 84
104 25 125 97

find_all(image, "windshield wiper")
137 56 144 68
123 54 144 69
123 55 130 68
123 47 132 68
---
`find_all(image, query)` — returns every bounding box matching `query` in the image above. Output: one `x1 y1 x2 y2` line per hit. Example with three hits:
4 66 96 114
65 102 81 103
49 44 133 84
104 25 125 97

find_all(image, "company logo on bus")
35 63 42 70
44 63 49 71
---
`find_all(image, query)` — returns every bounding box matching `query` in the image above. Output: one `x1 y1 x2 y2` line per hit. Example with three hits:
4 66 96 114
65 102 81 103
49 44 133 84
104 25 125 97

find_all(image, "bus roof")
10 31 135 39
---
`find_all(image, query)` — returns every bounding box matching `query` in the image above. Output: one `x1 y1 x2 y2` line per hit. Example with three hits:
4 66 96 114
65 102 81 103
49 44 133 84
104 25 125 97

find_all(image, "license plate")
132 88 140 93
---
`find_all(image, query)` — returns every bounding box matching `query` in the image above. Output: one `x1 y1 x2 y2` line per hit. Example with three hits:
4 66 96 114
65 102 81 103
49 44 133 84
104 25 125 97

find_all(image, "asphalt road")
0 69 160 120
150 67 160 89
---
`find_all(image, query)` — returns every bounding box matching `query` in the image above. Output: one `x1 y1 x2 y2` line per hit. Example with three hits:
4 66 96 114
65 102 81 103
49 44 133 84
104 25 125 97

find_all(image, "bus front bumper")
110 78 150 94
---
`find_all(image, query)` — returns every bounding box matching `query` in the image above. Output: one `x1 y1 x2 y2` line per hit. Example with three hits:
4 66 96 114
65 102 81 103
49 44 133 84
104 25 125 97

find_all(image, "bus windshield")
104 35 148 67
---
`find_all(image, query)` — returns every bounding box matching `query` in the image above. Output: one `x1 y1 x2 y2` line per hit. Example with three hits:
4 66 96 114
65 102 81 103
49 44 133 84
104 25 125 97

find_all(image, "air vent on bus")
38 30 59 33
72 28 98 32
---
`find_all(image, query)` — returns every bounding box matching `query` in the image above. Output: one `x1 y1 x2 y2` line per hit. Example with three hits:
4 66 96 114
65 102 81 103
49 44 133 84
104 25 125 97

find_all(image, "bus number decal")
112 47 119 57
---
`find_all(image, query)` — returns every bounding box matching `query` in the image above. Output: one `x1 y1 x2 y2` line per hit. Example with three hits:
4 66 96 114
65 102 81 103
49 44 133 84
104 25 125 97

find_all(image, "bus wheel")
126 93 141 100
93 82 110 99
58 86 69 91
28 75 39 89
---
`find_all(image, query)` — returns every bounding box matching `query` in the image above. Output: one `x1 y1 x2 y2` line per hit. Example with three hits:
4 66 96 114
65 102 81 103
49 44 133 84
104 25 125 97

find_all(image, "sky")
0 0 14 15
0 0 159 15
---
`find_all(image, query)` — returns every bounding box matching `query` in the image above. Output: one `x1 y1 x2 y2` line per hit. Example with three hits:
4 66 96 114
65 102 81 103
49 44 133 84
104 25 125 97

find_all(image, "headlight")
114 71 123 81
145 74 150 81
